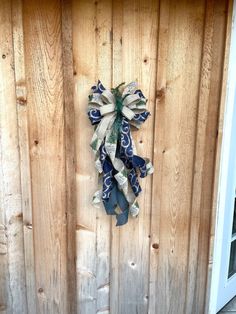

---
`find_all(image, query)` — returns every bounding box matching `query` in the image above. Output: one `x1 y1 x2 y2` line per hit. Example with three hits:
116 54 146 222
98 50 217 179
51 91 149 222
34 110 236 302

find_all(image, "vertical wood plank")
72 0 112 313
73 2 97 312
0 0 230 312
112 0 159 313
23 1 68 312
0 1 27 313
61 0 77 313
185 1 215 312
148 1 169 313
110 1 123 312
95 2 112 314
205 1 233 312
150 0 205 313
11 0 37 312
194 1 229 312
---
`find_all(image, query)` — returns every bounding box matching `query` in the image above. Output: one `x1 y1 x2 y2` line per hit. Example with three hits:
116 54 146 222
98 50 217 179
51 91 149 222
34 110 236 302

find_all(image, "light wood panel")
0 0 231 313
23 1 68 312
193 1 229 313
110 2 122 312
0 1 27 313
12 0 37 312
72 0 112 313
95 2 112 313
149 1 170 313
205 0 233 312
185 0 216 312
151 1 206 313
111 1 159 313
61 0 77 312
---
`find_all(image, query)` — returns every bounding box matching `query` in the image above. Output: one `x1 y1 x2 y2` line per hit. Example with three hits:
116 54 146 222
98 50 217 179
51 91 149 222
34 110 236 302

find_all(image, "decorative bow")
88 81 154 226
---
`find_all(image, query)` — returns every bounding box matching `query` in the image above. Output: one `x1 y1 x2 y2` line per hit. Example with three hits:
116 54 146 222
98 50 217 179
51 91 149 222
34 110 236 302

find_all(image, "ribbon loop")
101 89 116 104
123 94 140 107
121 106 135 120
88 81 154 226
100 103 115 116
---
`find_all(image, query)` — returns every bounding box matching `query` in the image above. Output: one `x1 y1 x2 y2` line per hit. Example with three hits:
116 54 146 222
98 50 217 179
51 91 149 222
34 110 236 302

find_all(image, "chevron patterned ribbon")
88 81 154 226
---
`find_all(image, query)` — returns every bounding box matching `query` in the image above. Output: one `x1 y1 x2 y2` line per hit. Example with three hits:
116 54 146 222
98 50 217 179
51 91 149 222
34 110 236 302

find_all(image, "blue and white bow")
88 81 154 226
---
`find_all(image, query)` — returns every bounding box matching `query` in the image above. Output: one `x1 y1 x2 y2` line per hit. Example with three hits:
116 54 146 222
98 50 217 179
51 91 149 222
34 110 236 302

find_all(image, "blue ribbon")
88 81 153 226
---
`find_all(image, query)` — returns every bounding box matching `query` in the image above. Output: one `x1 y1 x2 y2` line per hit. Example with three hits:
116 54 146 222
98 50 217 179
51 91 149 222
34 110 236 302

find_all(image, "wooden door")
0 0 231 313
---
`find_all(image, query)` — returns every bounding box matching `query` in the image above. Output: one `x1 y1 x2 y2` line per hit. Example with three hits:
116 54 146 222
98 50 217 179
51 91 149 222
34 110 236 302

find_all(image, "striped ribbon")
88 81 154 226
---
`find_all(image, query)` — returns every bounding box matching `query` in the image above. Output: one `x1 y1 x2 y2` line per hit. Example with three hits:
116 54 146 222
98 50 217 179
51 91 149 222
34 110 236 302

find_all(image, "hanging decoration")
87 80 154 226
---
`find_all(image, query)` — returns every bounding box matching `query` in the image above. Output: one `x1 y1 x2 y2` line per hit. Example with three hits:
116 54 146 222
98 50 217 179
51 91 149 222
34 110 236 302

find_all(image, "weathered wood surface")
61 0 77 313
0 1 27 313
23 0 68 312
0 0 231 313
12 0 37 312
206 0 233 313
111 1 159 313
73 0 112 313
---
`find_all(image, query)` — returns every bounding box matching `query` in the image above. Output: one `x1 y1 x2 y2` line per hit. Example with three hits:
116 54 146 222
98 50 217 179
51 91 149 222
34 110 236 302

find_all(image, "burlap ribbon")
88 81 154 226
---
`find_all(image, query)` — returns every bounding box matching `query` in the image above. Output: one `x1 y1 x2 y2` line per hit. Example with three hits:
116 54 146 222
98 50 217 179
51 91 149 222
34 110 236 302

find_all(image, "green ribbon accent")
111 83 125 140
88 81 154 223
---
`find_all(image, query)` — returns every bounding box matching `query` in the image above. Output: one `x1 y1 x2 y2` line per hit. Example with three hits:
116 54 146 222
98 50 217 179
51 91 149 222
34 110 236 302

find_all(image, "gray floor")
219 297 236 313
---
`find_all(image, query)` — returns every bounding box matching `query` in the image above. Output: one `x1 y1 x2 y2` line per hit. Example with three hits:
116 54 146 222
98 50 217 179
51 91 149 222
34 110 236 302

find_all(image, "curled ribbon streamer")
88 80 154 226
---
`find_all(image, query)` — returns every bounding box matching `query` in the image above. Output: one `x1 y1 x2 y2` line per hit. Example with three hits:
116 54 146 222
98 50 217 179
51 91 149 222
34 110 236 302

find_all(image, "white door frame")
209 1 236 313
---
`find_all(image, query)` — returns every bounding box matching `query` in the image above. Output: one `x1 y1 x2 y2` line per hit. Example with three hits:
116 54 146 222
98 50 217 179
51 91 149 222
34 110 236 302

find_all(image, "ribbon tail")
102 183 129 226
89 81 154 226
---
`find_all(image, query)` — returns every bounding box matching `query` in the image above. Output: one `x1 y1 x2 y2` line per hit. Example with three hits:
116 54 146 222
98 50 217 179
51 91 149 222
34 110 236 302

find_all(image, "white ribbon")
89 82 153 219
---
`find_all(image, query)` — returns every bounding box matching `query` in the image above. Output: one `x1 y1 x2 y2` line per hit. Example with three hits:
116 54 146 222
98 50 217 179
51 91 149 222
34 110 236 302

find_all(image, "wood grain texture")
112 1 159 313
95 2 112 314
110 1 122 312
23 1 68 312
185 0 215 312
73 2 98 312
11 0 37 312
194 1 229 313
61 0 77 313
149 1 169 313
0 0 231 313
205 1 233 312
0 1 27 313
151 1 206 313
72 0 112 313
